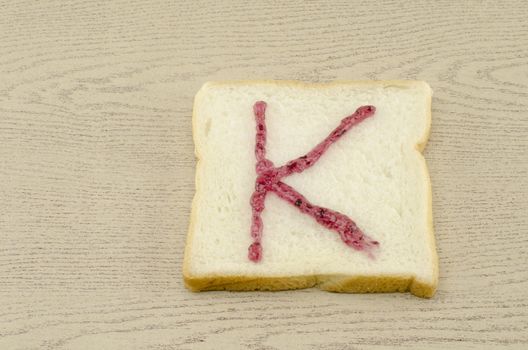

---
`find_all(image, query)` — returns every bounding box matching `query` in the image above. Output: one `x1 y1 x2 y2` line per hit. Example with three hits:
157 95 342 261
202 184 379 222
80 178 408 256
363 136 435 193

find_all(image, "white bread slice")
184 80 438 298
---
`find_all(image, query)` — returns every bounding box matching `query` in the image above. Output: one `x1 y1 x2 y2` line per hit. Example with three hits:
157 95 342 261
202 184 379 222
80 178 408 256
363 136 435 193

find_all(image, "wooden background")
0 1 527 349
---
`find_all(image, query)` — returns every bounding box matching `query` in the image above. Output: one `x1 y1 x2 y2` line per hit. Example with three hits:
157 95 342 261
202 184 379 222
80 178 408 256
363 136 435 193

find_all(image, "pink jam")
248 101 379 262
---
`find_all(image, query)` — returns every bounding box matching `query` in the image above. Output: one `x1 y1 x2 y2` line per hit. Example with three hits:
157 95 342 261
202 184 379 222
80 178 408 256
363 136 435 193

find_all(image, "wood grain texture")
0 0 526 349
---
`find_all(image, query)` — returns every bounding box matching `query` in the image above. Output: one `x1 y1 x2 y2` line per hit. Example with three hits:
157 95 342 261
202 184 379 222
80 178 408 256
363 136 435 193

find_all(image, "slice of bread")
183 80 438 298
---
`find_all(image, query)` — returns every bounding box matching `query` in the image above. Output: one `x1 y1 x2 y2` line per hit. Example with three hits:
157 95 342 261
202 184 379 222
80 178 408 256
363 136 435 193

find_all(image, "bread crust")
183 80 438 298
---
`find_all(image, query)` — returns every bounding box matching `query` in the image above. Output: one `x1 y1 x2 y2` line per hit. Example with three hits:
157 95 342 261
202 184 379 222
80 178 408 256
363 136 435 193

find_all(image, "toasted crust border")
183 80 438 298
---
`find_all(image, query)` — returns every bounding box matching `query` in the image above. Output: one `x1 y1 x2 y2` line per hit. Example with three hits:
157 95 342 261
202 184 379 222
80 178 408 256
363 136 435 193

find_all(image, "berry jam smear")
248 101 379 262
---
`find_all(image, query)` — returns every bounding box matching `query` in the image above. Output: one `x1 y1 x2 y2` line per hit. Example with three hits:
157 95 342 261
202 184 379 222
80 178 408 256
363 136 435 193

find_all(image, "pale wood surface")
0 1 527 349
